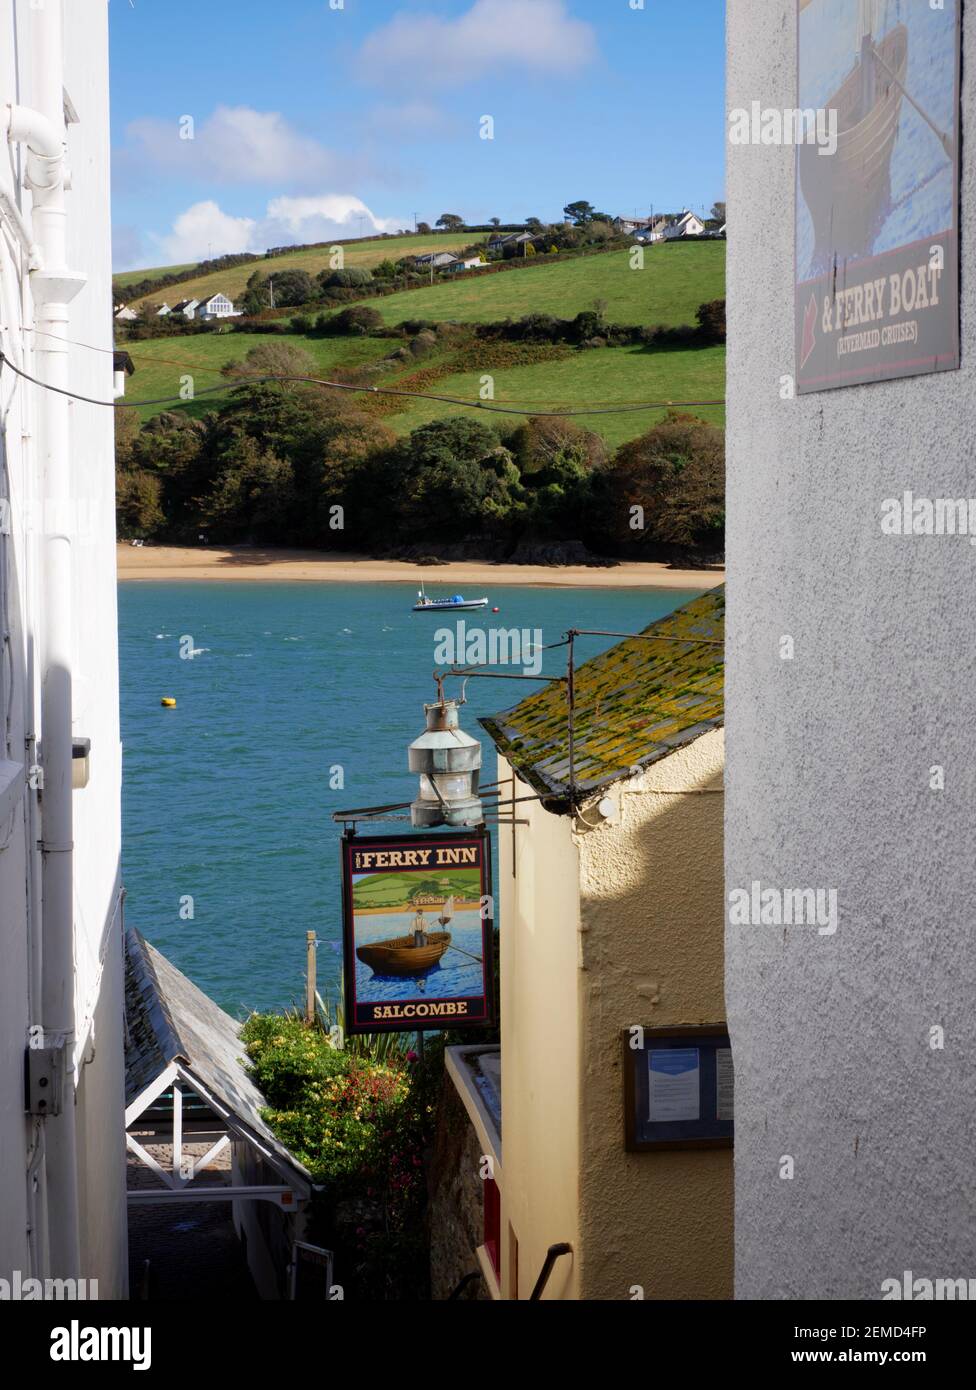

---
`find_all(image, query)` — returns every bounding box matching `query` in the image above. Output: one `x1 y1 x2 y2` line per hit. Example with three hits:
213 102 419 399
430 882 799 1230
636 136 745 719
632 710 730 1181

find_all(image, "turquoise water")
118 581 699 1014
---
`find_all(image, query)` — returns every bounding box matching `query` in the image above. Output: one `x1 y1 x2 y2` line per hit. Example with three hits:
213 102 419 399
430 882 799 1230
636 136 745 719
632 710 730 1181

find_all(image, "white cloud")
159 201 256 262
357 0 596 88
154 195 404 264
125 105 345 187
260 194 403 245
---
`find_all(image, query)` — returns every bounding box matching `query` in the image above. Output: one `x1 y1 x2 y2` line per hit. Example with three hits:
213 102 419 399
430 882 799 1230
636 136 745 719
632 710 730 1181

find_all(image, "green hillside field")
114 261 198 289
124 231 488 310
352 868 480 911
370 241 725 329
122 240 726 447
123 332 393 422
378 344 726 452
124 330 725 448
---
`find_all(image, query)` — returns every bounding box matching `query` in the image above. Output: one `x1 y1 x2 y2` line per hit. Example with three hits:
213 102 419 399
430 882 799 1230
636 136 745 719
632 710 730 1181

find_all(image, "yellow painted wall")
496 754 581 1300
495 729 731 1301
576 728 731 1299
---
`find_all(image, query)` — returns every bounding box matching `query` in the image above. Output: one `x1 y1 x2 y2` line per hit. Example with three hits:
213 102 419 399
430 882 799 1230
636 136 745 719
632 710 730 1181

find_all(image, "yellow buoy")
160 697 177 707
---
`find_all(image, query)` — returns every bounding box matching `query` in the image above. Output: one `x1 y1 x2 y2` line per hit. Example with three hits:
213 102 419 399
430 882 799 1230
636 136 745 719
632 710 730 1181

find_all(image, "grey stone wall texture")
726 1 976 1299
427 1081 490 1300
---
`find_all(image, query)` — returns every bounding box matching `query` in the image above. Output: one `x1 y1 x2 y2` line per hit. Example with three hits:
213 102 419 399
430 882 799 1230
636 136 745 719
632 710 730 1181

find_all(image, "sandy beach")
117 545 724 590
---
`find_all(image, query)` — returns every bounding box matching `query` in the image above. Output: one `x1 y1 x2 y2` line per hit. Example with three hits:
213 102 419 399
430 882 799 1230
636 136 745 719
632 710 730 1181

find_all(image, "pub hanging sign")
341 830 493 1034
795 0 961 393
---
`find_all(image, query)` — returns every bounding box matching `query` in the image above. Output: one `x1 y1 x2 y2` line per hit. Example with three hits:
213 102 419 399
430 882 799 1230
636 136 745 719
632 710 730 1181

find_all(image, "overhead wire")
0 348 725 417
29 324 724 410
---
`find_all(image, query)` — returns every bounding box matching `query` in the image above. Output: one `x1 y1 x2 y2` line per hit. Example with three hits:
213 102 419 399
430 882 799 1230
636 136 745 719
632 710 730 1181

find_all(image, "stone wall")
427 1080 489 1301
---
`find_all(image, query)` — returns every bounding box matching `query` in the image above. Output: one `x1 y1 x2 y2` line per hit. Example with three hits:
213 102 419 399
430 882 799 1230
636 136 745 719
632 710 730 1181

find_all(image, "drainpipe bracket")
29 268 86 307
23 148 63 194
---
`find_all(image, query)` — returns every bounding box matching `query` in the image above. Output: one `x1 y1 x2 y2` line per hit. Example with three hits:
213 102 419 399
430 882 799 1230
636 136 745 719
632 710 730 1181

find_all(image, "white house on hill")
168 298 199 319
414 251 459 270
444 256 484 274
196 292 239 320
160 293 239 321
634 216 670 244
664 211 706 240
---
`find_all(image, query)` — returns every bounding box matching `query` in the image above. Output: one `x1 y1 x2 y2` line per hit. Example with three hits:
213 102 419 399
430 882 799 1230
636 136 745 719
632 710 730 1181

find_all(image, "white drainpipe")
5 0 87 1280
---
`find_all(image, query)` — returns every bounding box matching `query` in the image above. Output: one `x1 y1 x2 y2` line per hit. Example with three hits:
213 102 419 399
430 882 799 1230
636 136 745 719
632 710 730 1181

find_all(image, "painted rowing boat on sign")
355 931 452 976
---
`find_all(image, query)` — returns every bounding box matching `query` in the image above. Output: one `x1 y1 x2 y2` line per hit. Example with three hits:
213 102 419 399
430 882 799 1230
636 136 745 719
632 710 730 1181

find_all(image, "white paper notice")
647 1048 700 1122
716 1047 734 1122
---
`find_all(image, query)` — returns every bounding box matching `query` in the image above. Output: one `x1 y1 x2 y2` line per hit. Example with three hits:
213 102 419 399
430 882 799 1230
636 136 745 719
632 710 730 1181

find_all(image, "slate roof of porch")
124 927 310 1188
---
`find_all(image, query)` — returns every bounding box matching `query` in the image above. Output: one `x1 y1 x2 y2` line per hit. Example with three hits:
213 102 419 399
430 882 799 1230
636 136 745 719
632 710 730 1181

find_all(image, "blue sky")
110 0 725 271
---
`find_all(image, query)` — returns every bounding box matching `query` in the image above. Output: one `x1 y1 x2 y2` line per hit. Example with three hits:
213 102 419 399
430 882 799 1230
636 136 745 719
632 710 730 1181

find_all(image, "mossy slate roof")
480 586 724 807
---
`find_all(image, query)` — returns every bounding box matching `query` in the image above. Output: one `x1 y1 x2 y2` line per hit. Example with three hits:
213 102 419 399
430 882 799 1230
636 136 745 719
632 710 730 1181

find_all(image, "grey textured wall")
726 2 976 1299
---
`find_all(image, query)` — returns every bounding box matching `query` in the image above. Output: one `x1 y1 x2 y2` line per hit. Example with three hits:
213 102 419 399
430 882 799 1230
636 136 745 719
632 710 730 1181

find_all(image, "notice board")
623 1026 733 1152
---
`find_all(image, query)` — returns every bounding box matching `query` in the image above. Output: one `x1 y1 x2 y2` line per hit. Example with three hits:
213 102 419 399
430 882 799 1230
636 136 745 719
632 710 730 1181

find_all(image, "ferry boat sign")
795 0 960 393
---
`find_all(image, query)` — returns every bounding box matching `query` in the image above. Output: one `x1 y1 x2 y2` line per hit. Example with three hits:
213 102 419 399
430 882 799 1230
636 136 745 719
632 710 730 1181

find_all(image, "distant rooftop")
480 586 724 807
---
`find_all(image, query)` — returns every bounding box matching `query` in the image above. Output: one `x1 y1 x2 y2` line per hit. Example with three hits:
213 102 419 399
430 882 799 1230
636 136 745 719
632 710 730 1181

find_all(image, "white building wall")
0 0 126 1296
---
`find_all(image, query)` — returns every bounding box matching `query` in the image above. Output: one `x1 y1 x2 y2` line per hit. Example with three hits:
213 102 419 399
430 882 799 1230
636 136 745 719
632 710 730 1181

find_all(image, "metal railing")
529 1242 573 1300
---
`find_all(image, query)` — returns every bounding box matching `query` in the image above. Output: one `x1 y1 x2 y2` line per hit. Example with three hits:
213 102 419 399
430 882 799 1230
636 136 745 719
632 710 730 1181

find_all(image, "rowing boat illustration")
356 896 455 976
799 21 908 259
355 931 451 976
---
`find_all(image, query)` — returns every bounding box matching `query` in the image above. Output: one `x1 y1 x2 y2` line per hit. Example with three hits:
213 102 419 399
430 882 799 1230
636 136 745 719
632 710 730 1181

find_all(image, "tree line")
116 342 724 566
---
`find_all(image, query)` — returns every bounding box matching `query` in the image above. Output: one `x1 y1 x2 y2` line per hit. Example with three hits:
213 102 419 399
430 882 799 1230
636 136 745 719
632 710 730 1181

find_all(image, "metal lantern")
408 697 483 828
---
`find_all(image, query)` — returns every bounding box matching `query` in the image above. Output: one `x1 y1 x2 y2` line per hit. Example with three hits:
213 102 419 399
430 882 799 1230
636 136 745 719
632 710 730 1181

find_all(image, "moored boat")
412 581 489 612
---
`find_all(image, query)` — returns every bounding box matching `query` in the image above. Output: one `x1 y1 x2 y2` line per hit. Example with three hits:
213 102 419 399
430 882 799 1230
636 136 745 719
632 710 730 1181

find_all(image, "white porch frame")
125 1060 308 1205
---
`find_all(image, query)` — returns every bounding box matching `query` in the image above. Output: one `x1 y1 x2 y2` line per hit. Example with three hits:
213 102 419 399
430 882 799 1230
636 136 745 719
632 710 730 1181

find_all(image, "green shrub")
240 1013 444 1298
321 304 384 336
695 297 726 344
319 266 373 290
